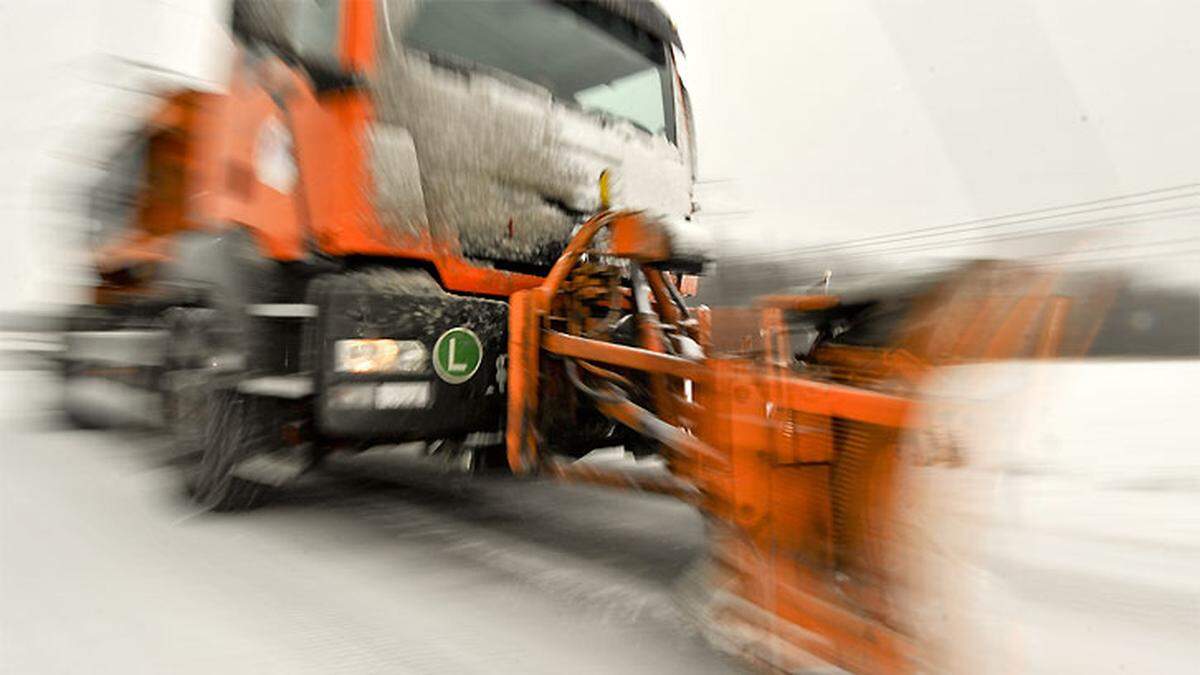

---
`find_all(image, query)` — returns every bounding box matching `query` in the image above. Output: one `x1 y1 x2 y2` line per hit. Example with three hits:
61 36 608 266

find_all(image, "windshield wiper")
421 51 555 99
576 105 660 138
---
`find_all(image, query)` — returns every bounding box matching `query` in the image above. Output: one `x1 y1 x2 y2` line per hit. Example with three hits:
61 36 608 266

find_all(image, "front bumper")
308 271 508 441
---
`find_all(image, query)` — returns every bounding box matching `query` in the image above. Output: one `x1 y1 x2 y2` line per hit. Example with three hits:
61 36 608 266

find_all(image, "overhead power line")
723 182 1200 261
803 205 1200 261
719 203 1200 264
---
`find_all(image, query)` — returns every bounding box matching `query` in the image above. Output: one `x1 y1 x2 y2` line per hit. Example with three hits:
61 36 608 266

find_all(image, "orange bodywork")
195 0 544 297
92 90 215 304
95 0 543 302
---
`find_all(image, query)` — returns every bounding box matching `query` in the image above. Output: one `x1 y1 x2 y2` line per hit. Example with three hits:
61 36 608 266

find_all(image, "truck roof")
593 0 683 51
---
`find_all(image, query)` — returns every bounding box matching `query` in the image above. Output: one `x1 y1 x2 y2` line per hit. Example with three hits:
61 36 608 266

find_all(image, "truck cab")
68 0 699 509
219 0 695 271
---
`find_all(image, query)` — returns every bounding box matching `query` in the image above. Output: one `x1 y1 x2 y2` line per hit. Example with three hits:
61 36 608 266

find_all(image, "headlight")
334 339 427 374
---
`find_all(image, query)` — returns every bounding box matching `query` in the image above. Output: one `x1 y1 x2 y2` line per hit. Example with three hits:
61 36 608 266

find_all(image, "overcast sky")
663 0 1200 269
2 0 1198 310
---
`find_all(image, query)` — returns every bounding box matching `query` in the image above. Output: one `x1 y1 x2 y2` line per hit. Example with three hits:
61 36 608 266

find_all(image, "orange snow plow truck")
62 1 1151 672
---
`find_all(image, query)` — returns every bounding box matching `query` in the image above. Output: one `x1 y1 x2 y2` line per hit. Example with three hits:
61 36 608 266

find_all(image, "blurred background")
3 0 1200 312
0 1 1197 673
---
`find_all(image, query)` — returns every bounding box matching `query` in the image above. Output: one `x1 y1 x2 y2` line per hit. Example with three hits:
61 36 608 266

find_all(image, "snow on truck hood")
370 0 694 267
371 49 692 267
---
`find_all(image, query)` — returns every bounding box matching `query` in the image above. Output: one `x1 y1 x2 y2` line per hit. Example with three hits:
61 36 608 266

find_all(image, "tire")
188 384 276 511
161 307 222 459
163 368 213 458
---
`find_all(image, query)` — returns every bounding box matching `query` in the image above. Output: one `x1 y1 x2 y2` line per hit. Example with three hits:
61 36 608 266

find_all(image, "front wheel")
188 385 277 511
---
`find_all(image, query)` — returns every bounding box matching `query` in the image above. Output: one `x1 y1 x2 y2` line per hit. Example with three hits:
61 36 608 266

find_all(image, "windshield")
402 0 675 142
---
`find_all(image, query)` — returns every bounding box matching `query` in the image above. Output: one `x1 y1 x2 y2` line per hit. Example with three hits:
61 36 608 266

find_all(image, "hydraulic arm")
505 210 1107 673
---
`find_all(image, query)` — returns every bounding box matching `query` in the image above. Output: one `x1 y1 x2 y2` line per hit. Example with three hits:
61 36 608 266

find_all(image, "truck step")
246 303 318 319
62 329 168 367
237 374 314 399
230 448 312 486
62 375 165 428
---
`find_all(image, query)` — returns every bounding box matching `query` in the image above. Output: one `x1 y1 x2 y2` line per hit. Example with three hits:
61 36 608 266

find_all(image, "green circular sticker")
433 327 483 384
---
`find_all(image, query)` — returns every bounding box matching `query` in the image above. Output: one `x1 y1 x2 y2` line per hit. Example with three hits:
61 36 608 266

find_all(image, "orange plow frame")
504 212 1102 673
